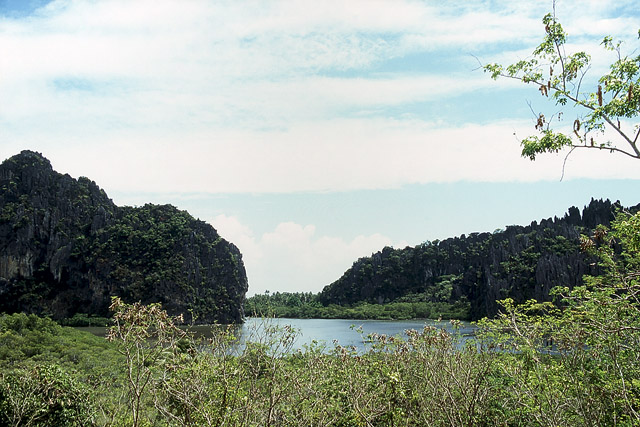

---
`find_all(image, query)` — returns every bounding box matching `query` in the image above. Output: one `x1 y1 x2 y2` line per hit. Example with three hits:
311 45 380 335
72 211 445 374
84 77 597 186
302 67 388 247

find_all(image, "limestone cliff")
0 151 248 323
320 198 636 320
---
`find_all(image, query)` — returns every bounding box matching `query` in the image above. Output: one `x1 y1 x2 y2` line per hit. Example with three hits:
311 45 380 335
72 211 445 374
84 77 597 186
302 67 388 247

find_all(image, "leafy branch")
484 7 640 162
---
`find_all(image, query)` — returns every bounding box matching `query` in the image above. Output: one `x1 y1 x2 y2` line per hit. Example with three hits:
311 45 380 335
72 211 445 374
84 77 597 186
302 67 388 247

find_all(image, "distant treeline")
244 290 470 320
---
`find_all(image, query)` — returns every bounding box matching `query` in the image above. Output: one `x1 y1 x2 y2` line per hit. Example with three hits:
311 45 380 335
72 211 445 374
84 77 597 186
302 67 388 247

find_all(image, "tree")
106 297 188 427
484 6 640 164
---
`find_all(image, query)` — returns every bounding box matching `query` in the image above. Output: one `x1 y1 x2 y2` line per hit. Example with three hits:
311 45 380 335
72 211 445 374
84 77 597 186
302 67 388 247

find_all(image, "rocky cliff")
0 151 248 323
320 199 635 320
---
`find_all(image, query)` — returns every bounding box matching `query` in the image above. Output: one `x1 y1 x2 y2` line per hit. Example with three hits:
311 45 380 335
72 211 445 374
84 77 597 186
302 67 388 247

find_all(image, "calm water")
78 317 476 353
241 318 475 351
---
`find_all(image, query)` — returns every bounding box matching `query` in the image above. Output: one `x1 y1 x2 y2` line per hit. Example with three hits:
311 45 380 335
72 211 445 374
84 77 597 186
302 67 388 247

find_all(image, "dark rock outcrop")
320 198 635 320
0 150 248 323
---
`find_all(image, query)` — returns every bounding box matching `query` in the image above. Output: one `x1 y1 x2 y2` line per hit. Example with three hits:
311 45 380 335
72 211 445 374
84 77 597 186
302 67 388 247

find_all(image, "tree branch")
568 143 640 159
495 72 639 158
560 146 576 181
601 115 640 157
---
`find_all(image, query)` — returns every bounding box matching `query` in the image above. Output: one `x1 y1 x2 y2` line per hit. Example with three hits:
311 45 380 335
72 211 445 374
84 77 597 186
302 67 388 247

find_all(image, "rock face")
320 198 635 320
0 151 248 323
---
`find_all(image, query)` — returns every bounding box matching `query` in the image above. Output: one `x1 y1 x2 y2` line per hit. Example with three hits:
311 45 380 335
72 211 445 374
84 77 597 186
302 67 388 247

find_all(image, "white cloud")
210 214 403 295
1 0 638 196
20 117 636 197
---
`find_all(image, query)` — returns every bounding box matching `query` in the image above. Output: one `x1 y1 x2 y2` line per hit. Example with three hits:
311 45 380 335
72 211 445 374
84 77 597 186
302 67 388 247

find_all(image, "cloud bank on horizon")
1 0 639 295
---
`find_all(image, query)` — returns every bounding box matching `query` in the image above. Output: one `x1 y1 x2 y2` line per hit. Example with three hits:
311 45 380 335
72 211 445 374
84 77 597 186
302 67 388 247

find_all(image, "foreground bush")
478 210 640 426
0 364 94 426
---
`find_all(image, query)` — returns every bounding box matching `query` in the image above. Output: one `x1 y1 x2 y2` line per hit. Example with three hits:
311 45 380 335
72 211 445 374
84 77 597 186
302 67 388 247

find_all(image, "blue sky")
1 0 639 295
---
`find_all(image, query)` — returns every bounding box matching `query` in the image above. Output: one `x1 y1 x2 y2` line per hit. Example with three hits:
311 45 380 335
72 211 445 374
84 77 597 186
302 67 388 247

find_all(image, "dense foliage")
1 208 639 425
0 150 248 324
320 198 629 320
0 313 124 426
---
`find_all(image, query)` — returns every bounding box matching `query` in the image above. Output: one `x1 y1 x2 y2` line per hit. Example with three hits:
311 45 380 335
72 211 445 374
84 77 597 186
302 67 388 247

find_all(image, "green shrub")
0 364 95 426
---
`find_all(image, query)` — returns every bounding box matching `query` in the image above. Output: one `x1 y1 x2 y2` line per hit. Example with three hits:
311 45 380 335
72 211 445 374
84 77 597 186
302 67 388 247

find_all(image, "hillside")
319 199 633 320
0 150 248 323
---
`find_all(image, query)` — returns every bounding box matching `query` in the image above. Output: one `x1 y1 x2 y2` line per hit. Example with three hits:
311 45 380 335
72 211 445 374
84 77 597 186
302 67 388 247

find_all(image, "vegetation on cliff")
246 199 634 321
0 150 248 324
319 198 632 320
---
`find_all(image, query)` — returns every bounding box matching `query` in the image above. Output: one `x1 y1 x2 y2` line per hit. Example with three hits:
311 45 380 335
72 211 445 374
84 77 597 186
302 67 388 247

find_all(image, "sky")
1 0 639 296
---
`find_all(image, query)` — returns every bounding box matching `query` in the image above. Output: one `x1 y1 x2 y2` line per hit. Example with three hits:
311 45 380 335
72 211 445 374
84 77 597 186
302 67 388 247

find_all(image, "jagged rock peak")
5 150 52 168
320 199 638 320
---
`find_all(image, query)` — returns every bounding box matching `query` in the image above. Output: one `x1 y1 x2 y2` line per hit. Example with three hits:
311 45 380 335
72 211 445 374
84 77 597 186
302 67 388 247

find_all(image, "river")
78 317 476 353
